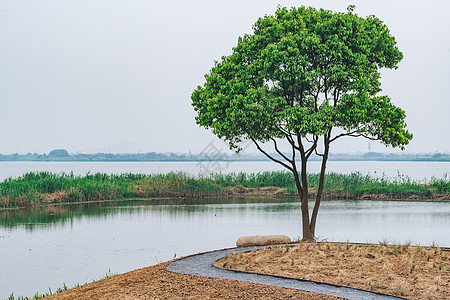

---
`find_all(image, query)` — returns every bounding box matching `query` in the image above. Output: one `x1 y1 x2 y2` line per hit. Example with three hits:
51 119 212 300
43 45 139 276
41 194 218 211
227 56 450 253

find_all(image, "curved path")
166 245 406 300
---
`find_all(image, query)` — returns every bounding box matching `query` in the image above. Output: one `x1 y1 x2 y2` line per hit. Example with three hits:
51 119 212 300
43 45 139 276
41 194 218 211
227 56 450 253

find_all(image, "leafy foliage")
192 6 412 150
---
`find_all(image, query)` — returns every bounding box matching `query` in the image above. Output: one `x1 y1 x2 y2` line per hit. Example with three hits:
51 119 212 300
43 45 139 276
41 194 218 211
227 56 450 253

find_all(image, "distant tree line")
0 149 449 162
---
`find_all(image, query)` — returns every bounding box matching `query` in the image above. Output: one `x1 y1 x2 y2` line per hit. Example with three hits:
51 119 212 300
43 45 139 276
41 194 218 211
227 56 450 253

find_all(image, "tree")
48 149 70 158
191 6 412 241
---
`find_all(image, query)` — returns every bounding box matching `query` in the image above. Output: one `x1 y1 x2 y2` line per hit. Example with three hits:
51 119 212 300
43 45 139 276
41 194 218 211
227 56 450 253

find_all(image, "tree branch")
357 134 379 141
250 138 294 172
330 130 379 143
278 126 294 137
281 129 301 152
329 129 359 143
314 147 325 157
305 135 319 159
270 138 293 164
305 135 314 143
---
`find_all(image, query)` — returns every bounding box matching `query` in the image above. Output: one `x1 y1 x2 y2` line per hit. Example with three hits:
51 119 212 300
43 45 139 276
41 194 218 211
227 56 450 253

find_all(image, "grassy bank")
0 171 449 209
7 269 118 300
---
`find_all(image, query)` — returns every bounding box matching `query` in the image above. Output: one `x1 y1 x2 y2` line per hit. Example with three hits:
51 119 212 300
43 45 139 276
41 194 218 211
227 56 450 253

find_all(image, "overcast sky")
1 0 449 155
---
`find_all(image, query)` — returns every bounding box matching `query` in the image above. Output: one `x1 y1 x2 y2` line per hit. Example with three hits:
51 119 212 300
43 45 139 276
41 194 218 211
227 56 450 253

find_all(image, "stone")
236 235 291 247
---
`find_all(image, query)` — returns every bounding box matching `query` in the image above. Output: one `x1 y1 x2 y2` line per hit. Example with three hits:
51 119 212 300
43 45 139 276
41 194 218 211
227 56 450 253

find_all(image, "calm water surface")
0 161 449 182
1 198 449 298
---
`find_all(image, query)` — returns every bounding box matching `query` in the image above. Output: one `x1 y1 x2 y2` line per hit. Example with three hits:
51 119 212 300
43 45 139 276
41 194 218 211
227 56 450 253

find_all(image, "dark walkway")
166 245 406 300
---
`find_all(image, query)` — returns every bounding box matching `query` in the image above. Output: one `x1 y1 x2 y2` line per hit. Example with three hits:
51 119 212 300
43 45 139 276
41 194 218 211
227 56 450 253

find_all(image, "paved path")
166 245 406 300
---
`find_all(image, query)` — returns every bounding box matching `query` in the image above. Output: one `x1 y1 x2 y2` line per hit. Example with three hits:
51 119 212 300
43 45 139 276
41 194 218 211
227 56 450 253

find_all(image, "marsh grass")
8 283 71 300
7 268 118 300
1 171 448 209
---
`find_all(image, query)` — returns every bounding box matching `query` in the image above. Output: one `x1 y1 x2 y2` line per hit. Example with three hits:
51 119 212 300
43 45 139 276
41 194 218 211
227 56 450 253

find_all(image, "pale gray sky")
1 0 449 154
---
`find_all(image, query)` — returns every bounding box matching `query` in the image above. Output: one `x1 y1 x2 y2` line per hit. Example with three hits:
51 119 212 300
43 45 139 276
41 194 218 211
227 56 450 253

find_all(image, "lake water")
0 160 449 182
0 161 449 298
1 198 449 299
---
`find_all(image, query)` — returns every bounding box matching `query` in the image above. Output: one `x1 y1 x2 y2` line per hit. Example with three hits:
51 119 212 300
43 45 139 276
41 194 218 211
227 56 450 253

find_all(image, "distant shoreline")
1 158 449 162
1 150 449 162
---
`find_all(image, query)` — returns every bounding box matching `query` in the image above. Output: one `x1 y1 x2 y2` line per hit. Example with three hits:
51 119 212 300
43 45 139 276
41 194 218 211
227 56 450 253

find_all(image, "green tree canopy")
192 6 412 240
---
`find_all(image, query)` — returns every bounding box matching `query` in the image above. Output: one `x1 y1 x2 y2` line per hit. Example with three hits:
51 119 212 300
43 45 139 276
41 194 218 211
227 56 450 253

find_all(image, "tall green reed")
1 171 448 209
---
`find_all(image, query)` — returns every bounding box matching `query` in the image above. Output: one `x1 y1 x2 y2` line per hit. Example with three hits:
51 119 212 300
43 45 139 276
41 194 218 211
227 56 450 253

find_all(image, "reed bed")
0 171 448 209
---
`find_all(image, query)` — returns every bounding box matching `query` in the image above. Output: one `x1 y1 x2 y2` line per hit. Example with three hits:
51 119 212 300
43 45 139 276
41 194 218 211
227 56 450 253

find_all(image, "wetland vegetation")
0 171 448 209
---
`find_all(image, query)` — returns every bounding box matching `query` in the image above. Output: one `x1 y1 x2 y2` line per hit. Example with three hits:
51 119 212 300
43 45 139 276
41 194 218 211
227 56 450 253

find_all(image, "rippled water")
0 198 449 298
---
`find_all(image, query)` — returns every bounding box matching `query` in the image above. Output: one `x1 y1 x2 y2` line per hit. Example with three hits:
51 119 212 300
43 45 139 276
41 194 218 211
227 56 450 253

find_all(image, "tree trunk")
292 152 314 242
309 137 330 237
292 169 312 241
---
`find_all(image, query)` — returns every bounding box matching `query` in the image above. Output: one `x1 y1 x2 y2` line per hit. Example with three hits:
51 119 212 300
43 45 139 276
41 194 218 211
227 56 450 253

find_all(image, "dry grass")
44 260 340 300
215 243 450 300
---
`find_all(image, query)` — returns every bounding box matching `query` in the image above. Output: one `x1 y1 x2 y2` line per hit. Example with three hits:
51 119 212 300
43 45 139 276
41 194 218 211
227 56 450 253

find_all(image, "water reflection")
0 197 300 230
1 198 449 233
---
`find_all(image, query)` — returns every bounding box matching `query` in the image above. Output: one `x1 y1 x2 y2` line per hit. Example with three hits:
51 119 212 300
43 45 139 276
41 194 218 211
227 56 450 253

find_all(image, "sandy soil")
215 243 450 300
46 260 341 300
